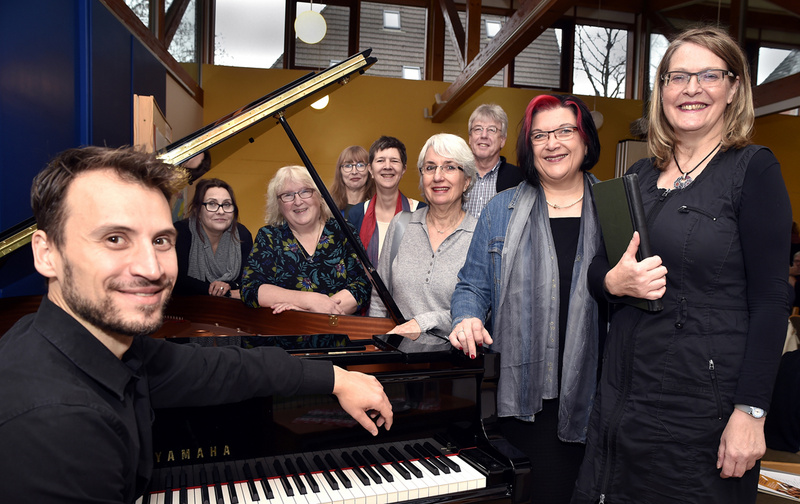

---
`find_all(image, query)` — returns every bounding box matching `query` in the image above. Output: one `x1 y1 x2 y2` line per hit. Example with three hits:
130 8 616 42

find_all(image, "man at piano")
0 146 393 503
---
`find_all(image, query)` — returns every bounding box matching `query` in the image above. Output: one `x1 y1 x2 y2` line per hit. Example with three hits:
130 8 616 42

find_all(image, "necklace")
673 142 721 190
546 193 584 209
428 212 462 234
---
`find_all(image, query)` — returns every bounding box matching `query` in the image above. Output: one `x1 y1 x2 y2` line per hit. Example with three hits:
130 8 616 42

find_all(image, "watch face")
750 407 765 418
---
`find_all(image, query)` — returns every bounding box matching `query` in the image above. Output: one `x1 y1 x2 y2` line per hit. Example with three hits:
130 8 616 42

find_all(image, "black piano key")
284 457 307 495
403 444 439 476
254 460 275 499
198 466 211 504
423 441 461 472
389 445 423 478
377 446 411 480
241 461 260 502
272 458 295 496
312 454 339 490
362 448 394 482
324 452 353 489
224 464 240 504
179 468 189 504
340 451 370 486
212 465 225 504
164 469 174 504
414 443 449 473
352 450 382 484
295 455 321 493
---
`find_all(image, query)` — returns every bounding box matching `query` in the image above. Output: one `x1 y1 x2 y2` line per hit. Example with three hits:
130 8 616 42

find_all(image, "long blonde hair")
647 25 754 168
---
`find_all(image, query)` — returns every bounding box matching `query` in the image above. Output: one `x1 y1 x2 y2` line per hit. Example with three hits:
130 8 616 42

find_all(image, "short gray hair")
468 103 509 137
416 133 477 206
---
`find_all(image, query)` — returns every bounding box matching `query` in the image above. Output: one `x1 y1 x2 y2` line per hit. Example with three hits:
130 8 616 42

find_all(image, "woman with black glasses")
174 178 252 299
241 165 370 314
330 145 375 210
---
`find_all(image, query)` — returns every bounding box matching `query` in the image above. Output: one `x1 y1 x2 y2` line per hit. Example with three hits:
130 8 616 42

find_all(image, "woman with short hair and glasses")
450 94 604 504
368 133 477 338
241 165 370 315
572 26 791 504
174 178 253 299
331 145 375 210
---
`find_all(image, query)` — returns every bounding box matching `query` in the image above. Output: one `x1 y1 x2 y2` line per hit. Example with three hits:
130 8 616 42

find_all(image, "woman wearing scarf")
345 136 425 266
449 94 604 504
174 178 252 299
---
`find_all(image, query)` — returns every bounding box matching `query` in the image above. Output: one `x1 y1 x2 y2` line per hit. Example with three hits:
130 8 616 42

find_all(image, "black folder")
592 173 663 312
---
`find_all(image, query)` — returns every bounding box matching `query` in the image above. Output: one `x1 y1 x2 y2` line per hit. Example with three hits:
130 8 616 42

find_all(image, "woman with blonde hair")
330 145 375 210
573 25 791 503
241 165 370 315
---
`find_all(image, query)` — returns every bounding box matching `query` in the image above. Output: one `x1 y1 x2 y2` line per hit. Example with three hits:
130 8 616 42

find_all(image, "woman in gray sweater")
368 133 477 340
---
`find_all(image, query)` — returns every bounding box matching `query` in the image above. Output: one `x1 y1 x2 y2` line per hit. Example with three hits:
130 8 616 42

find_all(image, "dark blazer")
173 218 253 296
496 156 525 193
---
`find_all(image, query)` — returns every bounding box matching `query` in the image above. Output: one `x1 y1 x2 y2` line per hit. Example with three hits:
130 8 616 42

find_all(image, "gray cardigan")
368 207 477 336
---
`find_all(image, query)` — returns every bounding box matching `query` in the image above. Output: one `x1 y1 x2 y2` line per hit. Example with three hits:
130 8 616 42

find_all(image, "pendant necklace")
673 142 720 190
428 212 462 234
546 193 584 209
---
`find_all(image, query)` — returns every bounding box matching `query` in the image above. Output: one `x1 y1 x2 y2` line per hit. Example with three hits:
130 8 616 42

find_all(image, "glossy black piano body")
145 333 531 504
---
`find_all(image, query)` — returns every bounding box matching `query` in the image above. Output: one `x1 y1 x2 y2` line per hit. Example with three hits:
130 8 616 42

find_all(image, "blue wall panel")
1 0 168 297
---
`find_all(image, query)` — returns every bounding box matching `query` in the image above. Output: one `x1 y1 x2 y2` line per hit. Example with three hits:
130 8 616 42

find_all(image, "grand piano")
0 50 531 504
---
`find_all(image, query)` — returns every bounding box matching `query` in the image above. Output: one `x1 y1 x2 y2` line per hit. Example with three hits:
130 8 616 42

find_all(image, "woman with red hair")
450 94 604 503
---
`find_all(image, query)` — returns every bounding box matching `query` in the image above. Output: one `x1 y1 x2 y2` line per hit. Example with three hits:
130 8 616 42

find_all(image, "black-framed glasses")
278 188 315 203
202 201 235 213
341 163 367 173
470 125 500 136
420 165 463 176
530 126 579 145
661 69 735 87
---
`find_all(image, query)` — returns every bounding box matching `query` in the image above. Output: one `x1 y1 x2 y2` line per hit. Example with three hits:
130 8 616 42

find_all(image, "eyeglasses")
341 163 367 173
278 188 315 203
420 165 464 176
661 69 734 87
470 126 500 136
202 201 235 213
530 126 579 145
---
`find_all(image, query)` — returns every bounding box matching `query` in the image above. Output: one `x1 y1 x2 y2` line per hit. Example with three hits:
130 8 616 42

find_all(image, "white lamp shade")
310 95 329 110
295 10 327 45
590 110 604 129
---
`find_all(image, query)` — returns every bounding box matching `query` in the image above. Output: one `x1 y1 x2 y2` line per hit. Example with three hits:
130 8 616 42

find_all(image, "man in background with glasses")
465 104 524 218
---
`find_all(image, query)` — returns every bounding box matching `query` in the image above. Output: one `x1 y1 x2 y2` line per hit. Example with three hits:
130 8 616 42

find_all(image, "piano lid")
0 50 377 259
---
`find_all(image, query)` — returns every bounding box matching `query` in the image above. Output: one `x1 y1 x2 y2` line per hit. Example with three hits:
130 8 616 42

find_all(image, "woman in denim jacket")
449 94 604 504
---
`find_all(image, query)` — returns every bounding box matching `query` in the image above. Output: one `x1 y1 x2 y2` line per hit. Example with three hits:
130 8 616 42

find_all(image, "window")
512 27 562 89
443 12 504 86
402 66 421 80
573 24 629 98
293 4 350 69
215 0 286 68
758 47 795 85
383 10 401 30
648 33 669 91
485 20 502 39
167 0 198 64
360 2 426 78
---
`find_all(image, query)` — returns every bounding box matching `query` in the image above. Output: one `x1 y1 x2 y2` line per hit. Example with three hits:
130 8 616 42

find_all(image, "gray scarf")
186 216 241 284
493 175 600 443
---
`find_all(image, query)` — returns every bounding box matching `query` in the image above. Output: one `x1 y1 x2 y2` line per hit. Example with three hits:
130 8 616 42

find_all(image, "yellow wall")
752 113 800 224
198 65 798 232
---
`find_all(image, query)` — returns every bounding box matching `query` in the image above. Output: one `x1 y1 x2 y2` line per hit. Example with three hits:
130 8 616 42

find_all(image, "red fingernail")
478 343 483 347
458 346 462 351
471 354 476 359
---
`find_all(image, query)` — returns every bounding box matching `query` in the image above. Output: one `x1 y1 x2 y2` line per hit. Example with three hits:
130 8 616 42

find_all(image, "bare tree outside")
573 25 627 98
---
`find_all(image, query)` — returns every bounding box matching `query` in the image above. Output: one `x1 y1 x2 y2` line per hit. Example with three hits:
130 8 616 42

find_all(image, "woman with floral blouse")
241 165 370 315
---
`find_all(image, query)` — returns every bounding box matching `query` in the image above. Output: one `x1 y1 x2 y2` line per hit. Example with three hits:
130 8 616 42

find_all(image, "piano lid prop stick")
276 113 406 326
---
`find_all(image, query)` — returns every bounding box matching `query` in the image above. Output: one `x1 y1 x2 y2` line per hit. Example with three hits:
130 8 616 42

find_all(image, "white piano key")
447 454 487 490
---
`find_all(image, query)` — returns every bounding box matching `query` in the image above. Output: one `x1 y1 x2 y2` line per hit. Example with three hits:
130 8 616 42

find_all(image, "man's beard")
62 261 170 338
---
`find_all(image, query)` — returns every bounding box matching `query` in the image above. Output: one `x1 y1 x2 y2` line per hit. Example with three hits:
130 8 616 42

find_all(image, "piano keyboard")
138 439 492 504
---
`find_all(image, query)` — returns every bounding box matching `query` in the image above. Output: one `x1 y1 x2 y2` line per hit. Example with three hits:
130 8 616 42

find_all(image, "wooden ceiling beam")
465 0 482 63
429 0 577 123
164 0 192 46
438 0 466 68
753 72 800 117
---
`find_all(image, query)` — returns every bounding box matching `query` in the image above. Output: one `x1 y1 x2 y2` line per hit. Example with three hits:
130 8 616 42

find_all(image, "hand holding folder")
592 173 664 312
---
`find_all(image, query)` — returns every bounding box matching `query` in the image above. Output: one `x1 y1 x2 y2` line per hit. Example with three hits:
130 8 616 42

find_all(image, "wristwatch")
734 404 766 419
